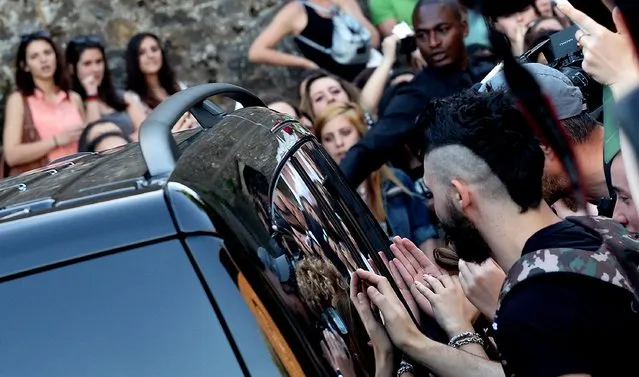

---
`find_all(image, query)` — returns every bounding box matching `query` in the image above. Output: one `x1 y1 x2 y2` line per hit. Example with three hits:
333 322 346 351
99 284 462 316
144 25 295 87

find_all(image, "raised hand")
349 273 394 373
415 274 477 338
559 4 639 98
321 329 357 377
389 237 445 317
81 75 98 96
171 113 201 133
458 259 505 320
351 269 422 350
381 34 400 61
379 250 422 324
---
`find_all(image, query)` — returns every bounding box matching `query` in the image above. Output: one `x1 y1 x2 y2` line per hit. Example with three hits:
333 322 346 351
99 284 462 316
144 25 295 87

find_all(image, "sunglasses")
70 35 103 47
20 30 51 43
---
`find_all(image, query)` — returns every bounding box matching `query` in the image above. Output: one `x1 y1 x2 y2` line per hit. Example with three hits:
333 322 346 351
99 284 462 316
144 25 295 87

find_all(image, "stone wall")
0 0 369 133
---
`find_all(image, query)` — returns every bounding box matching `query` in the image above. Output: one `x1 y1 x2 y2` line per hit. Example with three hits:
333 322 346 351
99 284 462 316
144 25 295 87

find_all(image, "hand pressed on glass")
414 274 478 338
321 329 357 377
350 269 422 350
388 237 445 318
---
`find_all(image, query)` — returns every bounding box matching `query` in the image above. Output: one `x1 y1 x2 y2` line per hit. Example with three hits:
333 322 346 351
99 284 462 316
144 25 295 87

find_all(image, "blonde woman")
313 102 437 257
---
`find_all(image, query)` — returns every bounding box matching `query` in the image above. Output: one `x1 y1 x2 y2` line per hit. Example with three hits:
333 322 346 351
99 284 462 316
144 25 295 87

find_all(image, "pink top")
27 90 84 162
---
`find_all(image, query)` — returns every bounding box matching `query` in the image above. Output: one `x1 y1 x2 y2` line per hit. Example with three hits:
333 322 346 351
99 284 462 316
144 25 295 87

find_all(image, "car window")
0 240 243 377
230 140 415 377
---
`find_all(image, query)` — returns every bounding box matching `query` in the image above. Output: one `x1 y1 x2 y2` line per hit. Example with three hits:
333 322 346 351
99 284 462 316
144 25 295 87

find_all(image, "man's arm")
403 333 505 377
339 87 427 187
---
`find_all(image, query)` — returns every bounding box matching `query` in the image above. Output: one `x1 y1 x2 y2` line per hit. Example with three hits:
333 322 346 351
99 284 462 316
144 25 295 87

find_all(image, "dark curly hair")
421 89 545 212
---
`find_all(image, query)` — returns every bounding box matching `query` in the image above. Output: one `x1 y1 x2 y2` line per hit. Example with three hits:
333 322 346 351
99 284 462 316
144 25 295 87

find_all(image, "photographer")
354 89 639 377
482 63 608 212
340 0 496 185
558 3 639 218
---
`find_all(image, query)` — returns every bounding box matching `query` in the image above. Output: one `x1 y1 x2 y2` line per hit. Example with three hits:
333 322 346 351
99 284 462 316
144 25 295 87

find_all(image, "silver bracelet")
447 331 485 349
397 361 414 377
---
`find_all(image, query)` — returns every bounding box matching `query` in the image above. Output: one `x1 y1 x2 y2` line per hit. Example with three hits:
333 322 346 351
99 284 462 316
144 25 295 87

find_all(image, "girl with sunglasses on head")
66 35 147 147
124 32 197 132
2 31 86 177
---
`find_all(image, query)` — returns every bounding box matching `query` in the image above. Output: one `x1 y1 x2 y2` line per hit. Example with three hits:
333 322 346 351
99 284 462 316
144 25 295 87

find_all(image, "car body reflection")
268 139 402 376
172 109 417 376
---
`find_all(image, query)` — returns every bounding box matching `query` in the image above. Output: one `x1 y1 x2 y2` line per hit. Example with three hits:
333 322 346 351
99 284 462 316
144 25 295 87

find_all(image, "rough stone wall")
0 0 369 133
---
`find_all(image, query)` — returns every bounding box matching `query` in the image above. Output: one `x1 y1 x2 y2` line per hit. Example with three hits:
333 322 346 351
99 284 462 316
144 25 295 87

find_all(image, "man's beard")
542 173 571 206
440 200 493 264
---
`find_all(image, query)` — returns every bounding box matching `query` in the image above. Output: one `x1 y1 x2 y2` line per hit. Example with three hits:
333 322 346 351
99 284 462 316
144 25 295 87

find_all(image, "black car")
0 84 425 377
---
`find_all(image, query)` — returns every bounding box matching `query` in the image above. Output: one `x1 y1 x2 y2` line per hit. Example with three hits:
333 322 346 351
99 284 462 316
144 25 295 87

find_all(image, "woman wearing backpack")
248 0 380 81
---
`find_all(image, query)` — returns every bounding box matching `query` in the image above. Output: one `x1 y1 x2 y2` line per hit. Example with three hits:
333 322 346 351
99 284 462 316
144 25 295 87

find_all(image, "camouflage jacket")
497 216 639 316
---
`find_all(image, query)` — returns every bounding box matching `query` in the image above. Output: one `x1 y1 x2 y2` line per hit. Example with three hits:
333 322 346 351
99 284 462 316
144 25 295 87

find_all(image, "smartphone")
392 22 414 39
398 36 417 54
392 21 417 54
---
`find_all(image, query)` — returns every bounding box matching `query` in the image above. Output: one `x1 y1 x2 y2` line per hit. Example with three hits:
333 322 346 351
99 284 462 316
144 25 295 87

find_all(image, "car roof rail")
139 83 265 179
48 152 96 166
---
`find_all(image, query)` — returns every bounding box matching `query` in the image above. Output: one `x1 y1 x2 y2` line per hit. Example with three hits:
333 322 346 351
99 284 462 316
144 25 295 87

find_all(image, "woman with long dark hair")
125 32 181 111
2 31 86 176
124 32 197 132
66 35 147 141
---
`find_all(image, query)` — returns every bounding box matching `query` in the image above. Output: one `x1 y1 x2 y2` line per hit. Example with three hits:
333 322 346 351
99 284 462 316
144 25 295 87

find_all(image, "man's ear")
451 178 471 211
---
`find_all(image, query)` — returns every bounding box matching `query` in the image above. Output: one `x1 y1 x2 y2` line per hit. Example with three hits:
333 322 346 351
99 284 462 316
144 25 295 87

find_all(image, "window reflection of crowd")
266 142 410 377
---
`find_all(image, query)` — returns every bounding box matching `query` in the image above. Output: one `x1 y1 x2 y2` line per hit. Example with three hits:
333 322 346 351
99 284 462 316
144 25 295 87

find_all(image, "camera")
520 24 603 112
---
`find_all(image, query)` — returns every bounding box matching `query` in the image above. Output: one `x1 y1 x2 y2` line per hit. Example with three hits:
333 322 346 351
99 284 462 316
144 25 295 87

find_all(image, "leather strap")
21 95 41 144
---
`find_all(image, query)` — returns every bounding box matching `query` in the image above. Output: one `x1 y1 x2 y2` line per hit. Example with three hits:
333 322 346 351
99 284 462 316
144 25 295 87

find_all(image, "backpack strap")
298 0 335 15
296 35 333 55
497 216 639 314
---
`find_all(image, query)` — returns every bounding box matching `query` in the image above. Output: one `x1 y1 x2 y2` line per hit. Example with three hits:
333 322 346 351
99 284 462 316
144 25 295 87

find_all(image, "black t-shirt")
496 220 639 377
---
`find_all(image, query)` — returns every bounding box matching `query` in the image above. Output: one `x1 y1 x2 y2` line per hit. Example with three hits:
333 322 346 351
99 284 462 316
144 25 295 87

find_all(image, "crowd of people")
0 30 197 177
2 0 639 376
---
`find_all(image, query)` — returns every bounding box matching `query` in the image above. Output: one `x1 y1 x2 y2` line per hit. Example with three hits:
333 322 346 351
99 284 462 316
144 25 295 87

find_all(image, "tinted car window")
269 141 400 377
229 140 414 377
0 240 243 377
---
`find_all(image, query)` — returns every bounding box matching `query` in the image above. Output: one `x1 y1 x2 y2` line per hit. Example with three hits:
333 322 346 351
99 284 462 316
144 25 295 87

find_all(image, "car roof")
0 130 200 220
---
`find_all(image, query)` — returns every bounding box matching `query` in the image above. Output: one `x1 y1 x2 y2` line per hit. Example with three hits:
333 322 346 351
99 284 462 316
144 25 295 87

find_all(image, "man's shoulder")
498 271 629 326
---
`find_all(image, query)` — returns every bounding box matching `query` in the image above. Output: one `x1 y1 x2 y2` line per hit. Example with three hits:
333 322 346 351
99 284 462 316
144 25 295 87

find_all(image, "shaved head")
415 0 464 21
425 144 508 201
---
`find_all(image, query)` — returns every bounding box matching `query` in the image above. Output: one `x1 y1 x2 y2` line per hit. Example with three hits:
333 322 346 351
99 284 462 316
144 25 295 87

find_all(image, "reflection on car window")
264 141 401 377
0 241 242 377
